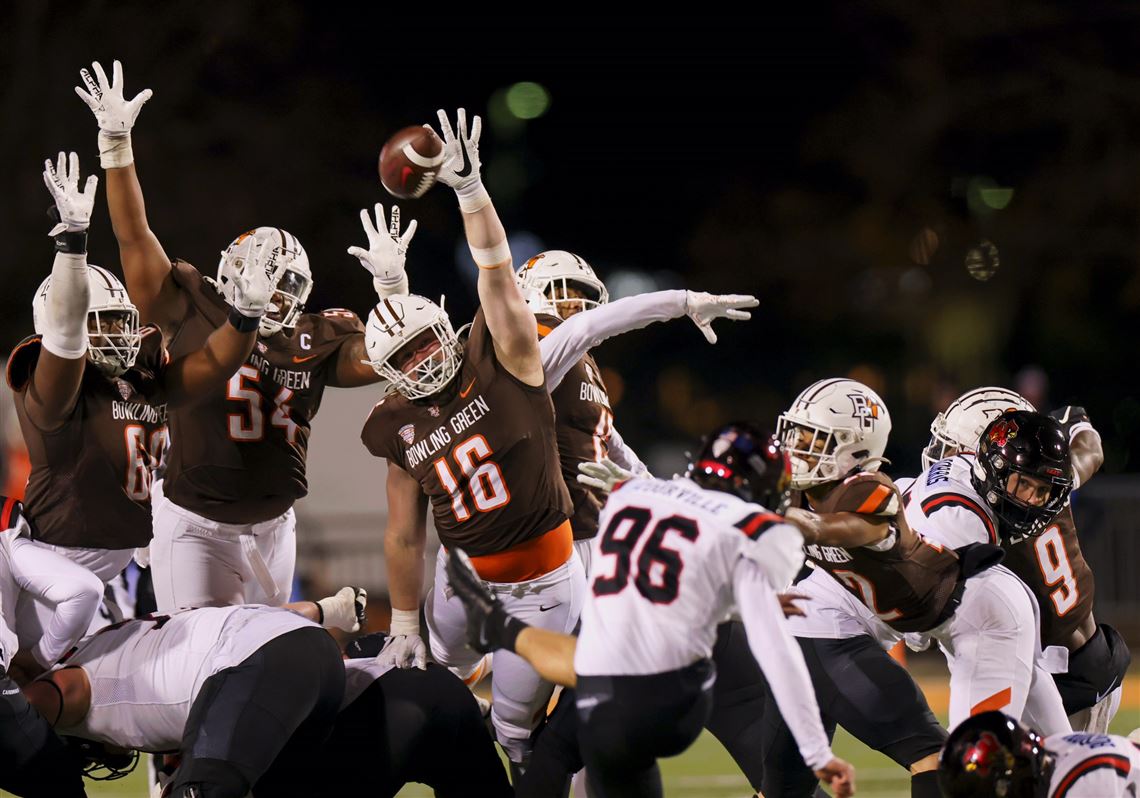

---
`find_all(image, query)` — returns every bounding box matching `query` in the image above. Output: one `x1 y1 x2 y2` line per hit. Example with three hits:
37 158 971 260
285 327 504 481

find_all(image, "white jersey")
1043 731 1140 797
341 656 395 709
52 605 314 752
902 455 999 549
575 477 804 676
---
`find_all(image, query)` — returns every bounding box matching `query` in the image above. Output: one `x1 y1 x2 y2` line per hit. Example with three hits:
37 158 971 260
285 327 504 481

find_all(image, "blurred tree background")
3 2 1139 477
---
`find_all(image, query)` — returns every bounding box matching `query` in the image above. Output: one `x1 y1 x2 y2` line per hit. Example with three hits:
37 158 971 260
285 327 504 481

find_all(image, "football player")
446 423 856 798
9 152 276 661
918 388 1126 732
514 252 773 792
23 604 347 798
939 711 1140 797
360 108 584 776
760 378 968 798
901 409 1074 734
74 60 395 611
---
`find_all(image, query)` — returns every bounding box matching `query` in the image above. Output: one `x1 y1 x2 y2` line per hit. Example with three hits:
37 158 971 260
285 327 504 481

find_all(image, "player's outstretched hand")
376 631 427 670
431 108 484 194
75 59 152 136
446 549 527 654
815 757 856 798
684 291 758 344
317 586 368 633
43 152 97 236
228 238 281 319
347 203 417 299
577 457 636 495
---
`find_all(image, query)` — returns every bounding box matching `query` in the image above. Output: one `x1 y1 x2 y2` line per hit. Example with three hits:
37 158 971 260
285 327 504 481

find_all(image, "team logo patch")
849 393 882 430
988 418 1019 446
256 341 268 354
428 406 440 417
398 424 416 445
115 379 132 400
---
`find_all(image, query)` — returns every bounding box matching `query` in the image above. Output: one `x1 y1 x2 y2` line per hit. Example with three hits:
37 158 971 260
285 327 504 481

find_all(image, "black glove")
1049 406 1091 439
446 548 528 654
344 631 389 659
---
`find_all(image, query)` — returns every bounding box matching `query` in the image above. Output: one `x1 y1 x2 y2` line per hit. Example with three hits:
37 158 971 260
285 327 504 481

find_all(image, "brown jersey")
161 260 363 524
1001 506 1095 649
7 327 169 549
801 471 963 633
362 310 571 556
537 314 613 541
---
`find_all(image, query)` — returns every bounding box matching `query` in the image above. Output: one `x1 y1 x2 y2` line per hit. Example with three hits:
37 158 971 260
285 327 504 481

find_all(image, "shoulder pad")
535 313 562 339
828 472 899 516
735 510 784 540
6 335 43 392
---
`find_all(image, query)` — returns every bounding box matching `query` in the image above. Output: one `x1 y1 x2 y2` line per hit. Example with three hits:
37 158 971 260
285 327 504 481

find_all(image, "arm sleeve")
8 534 103 666
40 253 90 360
733 558 834 770
607 426 650 477
539 290 687 390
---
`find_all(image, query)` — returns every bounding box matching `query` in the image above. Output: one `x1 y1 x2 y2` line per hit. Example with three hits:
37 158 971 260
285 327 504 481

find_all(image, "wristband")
313 601 324 625
499 609 527 653
456 181 491 214
53 230 88 255
470 239 511 269
227 308 261 332
98 130 134 170
390 607 420 638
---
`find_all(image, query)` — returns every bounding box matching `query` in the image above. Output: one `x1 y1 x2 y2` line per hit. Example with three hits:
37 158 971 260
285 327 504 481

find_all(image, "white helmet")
32 264 141 377
364 294 463 400
217 227 312 337
776 378 891 489
923 386 1036 470
516 250 608 317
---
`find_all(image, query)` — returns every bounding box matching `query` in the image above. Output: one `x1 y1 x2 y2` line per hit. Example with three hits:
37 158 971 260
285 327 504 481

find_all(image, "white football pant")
573 538 594 577
426 546 586 763
149 479 296 611
931 565 1070 735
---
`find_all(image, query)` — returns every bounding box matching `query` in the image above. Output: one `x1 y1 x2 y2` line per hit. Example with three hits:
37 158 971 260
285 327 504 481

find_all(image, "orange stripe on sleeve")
855 485 892 515
970 687 1012 715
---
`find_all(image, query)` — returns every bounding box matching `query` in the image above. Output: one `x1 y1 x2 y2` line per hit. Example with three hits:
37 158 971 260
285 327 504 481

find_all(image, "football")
378 125 444 199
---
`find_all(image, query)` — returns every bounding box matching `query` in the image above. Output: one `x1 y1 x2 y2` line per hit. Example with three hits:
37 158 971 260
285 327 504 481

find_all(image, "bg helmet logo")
849 393 882 430
524 253 546 270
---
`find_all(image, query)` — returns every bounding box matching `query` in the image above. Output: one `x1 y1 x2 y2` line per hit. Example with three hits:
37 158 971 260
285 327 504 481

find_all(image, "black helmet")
687 422 792 511
938 711 1053 798
970 410 1073 539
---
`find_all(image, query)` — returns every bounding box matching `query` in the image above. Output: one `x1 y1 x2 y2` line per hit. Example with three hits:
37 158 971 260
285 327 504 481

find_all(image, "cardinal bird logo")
961 731 1013 777
399 424 416 445
988 419 1019 447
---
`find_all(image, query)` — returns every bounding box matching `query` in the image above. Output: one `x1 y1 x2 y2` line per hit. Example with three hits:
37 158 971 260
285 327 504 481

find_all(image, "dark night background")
4 3 1140 476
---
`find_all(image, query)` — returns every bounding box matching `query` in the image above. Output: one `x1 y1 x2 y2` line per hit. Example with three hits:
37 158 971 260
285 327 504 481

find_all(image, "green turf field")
12 685 1140 797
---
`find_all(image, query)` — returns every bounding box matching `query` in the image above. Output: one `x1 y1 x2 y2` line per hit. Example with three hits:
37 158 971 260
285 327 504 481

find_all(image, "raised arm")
76 60 185 331
1049 406 1103 488
161 237 278 404
433 109 542 386
22 154 98 431
607 426 650 478
785 507 890 548
376 463 429 670
540 289 758 391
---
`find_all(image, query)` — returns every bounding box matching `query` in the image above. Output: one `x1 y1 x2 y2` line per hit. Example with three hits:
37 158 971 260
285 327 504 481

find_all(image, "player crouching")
446 423 855 798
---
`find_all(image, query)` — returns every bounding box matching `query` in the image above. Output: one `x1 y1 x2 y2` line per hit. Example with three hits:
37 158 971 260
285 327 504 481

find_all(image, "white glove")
684 291 758 344
74 59 152 168
229 238 280 318
376 633 427 670
577 457 637 495
43 152 98 235
316 586 368 633
431 108 487 212
347 203 417 299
